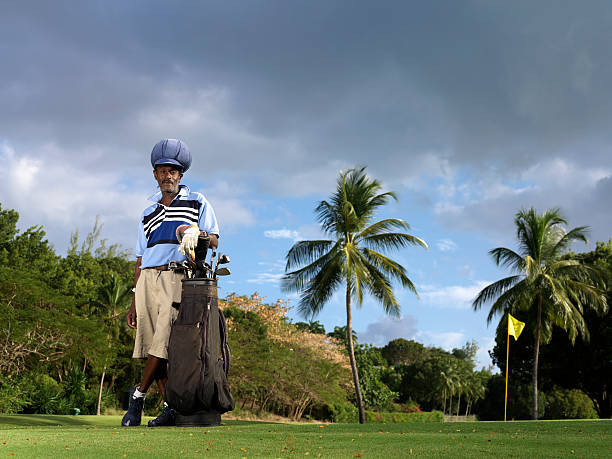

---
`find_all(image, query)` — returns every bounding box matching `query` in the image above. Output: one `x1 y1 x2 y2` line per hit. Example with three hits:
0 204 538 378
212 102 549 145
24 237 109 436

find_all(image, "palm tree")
464 371 486 416
473 207 607 419
282 167 427 423
440 369 455 416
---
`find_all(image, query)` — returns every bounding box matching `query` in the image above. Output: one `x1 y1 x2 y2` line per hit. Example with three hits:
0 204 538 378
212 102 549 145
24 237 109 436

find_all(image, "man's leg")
124 270 181 427
139 355 165 393
147 359 176 427
121 355 164 427
154 359 168 399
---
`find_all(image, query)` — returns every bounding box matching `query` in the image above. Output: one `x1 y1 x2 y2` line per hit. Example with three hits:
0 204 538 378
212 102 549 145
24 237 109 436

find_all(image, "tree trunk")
346 283 366 424
442 389 446 415
456 393 461 416
449 393 453 417
532 294 542 420
96 367 106 416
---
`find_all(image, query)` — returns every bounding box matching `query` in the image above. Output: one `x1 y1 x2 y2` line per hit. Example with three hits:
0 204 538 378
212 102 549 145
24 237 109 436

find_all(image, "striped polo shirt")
135 185 219 268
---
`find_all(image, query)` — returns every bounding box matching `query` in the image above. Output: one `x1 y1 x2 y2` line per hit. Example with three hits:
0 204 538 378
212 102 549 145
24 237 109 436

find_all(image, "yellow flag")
508 314 525 340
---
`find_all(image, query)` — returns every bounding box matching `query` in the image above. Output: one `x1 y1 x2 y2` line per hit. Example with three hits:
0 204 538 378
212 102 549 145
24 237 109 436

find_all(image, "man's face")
154 165 183 195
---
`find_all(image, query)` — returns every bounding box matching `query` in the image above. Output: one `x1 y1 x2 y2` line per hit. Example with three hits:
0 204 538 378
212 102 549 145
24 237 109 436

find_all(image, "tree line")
1 188 610 420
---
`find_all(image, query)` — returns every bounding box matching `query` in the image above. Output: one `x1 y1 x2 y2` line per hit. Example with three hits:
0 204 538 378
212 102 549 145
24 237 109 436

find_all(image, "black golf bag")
165 277 235 426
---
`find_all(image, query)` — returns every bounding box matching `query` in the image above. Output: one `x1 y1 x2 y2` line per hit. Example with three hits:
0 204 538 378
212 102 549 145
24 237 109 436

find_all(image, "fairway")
1 416 610 458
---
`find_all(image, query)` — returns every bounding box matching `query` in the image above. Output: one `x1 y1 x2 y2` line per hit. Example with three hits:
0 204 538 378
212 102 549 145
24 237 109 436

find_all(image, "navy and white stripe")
135 185 220 269
143 201 200 239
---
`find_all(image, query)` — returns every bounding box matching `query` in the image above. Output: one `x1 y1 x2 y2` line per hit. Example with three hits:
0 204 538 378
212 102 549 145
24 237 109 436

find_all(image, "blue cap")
150 139 192 172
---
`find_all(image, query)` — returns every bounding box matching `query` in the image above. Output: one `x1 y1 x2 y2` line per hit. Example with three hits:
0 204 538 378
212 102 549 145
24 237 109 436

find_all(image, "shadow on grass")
0 415 285 428
0 415 106 427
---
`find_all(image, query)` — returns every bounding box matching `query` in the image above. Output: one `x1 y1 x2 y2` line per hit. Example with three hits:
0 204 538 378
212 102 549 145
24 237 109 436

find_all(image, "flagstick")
504 321 510 422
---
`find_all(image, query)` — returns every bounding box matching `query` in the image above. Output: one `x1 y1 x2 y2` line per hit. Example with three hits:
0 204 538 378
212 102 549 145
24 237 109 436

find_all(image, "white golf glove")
178 224 200 257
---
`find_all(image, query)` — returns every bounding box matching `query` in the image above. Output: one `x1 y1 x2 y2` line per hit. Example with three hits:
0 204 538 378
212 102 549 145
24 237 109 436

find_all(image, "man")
121 139 219 427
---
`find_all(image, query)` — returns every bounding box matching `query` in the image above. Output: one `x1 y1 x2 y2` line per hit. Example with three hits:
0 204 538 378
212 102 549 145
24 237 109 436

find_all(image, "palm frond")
489 247 525 272
362 232 428 252
549 260 608 295
365 191 397 215
296 254 343 318
358 218 411 238
345 242 369 305
515 207 567 261
355 250 400 316
563 278 608 315
487 280 534 322
524 256 540 279
543 274 575 315
540 274 600 344
283 241 341 292
361 247 416 293
549 226 589 257
472 275 522 311
315 200 342 235
285 239 334 271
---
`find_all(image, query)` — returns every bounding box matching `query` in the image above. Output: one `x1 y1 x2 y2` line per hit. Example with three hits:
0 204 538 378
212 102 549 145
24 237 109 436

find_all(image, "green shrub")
0 377 30 414
545 387 598 419
100 388 121 414
23 374 63 414
355 345 397 411
61 368 97 414
476 375 548 420
329 402 358 423
365 410 444 423
392 401 422 413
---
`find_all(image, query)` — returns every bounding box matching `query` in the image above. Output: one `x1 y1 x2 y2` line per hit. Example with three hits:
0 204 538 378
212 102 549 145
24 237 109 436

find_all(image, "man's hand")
127 303 137 329
178 224 200 256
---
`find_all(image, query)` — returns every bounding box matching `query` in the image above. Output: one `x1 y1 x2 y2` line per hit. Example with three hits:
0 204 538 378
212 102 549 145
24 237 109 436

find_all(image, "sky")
2 0 612 369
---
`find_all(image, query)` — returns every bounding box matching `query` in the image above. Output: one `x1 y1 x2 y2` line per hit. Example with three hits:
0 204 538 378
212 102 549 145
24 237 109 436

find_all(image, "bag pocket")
213 358 235 413
166 323 203 414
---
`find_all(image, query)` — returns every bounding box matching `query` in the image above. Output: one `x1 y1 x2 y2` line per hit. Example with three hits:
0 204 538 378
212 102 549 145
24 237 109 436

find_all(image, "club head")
218 254 230 265
214 267 231 277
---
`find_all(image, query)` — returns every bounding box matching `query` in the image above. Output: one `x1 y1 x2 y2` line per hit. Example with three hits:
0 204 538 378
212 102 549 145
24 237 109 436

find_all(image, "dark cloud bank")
2 0 612 245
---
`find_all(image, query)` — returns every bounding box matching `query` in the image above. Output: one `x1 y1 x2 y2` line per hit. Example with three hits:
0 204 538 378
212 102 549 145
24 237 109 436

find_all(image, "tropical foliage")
220 294 351 420
282 167 427 423
488 241 612 419
2 202 609 421
473 207 607 419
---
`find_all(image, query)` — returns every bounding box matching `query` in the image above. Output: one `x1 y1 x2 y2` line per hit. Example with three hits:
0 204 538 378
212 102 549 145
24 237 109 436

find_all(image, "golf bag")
165 278 234 425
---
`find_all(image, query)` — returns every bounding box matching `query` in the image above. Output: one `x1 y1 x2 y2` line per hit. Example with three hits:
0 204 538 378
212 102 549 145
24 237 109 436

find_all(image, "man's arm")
126 257 142 329
199 196 219 250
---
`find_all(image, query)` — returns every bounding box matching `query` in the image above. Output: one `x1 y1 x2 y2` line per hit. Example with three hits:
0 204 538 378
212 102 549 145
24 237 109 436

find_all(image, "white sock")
133 387 146 399
163 402 169 408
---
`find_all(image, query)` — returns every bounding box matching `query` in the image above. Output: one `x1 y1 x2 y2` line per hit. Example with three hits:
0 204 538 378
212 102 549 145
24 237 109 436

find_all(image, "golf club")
214 267 231 278
214 253 230 273
208 249 216 278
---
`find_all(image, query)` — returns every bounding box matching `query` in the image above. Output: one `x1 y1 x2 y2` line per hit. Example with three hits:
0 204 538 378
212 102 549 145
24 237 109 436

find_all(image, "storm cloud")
2 0 612 248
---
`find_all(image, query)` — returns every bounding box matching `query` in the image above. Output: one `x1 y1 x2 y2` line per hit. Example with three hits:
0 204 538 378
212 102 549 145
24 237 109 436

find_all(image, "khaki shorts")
132 269 184 359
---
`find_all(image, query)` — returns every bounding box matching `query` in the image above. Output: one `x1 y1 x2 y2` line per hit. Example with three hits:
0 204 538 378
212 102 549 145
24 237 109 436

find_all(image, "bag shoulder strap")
218 308 231 376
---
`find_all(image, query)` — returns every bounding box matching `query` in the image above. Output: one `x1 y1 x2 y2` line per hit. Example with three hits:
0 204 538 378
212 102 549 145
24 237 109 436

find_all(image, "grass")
0 415 610 458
